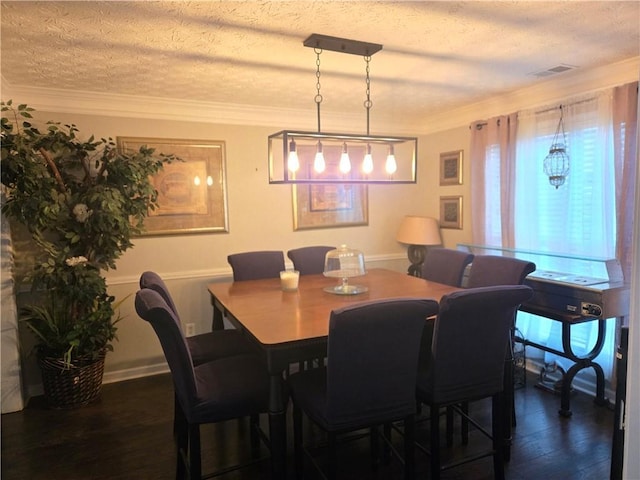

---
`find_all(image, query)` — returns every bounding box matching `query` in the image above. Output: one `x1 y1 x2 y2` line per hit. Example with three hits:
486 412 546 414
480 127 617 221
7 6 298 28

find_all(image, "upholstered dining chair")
420 248 474 287
139 271 262 455
417 248 474 436
464 254 537 454
288 297 439 480
227 250 285 281
418 248 474 362
135 288 271 480
286 245 335 275
416 285 533 480
139 271 257 365
466 254 536 289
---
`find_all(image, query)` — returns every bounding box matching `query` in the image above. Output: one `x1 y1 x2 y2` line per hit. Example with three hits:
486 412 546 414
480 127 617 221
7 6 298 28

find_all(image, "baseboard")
103 363 169 384
22 362 170 403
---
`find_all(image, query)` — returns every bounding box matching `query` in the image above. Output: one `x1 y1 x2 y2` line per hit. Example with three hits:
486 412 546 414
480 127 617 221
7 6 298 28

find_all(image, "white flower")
65 256 88 267
72 203 92 223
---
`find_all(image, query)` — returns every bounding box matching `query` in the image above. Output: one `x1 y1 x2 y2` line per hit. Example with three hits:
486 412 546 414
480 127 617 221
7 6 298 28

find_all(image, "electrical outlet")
185 323 196 337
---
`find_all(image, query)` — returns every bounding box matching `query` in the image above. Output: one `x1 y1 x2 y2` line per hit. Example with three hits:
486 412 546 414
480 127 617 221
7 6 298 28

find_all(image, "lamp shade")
396 216 442 246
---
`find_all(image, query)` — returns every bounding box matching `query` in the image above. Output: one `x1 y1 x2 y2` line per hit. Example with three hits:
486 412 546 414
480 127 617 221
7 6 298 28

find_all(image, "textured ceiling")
1 1 639 130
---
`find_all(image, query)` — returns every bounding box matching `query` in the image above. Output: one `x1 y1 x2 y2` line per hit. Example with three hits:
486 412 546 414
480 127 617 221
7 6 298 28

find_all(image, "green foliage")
1 100 177 364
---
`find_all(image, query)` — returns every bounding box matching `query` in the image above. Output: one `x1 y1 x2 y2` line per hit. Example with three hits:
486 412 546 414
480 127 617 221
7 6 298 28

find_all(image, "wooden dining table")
207 268 461 478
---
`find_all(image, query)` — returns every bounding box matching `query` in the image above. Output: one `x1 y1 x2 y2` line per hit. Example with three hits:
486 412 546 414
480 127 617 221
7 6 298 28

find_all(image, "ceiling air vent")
530 64 578 78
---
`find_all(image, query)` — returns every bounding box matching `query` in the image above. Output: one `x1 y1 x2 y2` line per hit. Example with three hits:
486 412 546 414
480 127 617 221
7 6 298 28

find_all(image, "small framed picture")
439 150 463 186
440 196 463 229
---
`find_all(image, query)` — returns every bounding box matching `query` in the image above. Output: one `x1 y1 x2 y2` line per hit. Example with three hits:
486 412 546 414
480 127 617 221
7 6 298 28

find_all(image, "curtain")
470 114 518 246
612 82 638 366
613 82 638 291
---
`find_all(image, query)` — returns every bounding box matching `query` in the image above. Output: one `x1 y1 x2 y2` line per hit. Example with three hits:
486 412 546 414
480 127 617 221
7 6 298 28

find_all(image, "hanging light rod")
268 33 417 185
303 33 383 57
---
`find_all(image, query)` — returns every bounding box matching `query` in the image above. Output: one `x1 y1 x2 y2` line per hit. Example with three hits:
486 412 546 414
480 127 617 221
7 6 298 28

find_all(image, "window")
480 92 618 386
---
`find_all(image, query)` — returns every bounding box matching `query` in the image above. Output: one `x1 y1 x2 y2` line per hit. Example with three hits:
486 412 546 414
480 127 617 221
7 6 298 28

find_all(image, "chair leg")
327 432 337 480
249 413 260 455
382 423 392 464
174 403 188 480
293 404 304 479
188 424 202 480
492 393 506 480
446 406 454 447
404 414 416 480
430 405 441 480
461 402 469 444
370 426 380 469
503 357 514 461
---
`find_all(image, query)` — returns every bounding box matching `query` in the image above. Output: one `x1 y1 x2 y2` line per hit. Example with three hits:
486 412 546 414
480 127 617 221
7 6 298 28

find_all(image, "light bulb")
314 141 325 173
193 175 201 186
385 145 397 175
288 139 300 172
339 143 351 174
362 144 373 174
206 175 213 186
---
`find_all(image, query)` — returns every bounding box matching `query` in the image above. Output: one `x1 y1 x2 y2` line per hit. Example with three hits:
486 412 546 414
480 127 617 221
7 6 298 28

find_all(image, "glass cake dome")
323 244 367 295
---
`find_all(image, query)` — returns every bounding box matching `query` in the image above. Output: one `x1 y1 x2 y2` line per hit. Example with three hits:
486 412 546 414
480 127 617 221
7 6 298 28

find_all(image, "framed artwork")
439 195 463 229
117 137 229 235
292 144 368 230
439 150 463 186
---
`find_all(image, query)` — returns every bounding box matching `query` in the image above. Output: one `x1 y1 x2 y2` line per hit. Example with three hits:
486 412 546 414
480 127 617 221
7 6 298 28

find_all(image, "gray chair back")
227 250 285 281
135 288 197 409
287 246 335 275
421 248 474 286
466 255 536 288
420 285 533 405
139 271 178 315
325 298 439 428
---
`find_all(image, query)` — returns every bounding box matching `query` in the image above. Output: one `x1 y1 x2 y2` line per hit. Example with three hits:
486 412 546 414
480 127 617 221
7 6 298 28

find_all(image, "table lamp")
396 215 442 277
323 245 368 295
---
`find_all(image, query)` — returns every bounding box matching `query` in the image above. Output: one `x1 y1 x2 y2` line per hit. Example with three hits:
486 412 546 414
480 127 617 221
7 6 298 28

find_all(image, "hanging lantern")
543 105 570 189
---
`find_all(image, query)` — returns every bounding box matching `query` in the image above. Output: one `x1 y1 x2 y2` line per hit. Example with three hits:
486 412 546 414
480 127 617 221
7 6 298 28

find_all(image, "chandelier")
268 34 418 184
543 105 570 189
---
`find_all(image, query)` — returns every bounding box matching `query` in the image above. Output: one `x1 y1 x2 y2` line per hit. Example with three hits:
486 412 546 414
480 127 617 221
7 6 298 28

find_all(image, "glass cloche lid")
323 245 367 295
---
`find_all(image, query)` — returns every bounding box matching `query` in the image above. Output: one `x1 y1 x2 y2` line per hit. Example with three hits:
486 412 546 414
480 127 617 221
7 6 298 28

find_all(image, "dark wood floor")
1 371 615 479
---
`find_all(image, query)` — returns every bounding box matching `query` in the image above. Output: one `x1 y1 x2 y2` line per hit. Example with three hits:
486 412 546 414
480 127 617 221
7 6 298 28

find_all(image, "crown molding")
419 56 640 134
0 80 420 136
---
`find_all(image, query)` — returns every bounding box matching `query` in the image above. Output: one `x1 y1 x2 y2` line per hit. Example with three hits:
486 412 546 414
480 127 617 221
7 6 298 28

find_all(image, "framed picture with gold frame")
439 195 463 229
117 137 229 235
292 144 368 230
439 150 463 186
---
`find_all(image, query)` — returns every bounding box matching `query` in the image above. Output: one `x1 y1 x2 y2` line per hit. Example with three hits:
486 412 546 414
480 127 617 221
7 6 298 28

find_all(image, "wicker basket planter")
38 350 106 409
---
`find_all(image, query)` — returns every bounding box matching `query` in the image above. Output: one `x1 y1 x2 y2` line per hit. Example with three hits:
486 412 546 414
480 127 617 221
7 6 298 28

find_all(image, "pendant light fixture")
543 105 570 189
268 34 418 184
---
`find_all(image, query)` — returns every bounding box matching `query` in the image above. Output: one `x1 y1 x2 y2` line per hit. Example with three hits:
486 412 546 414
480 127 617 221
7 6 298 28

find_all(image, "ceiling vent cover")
530 64 578 78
